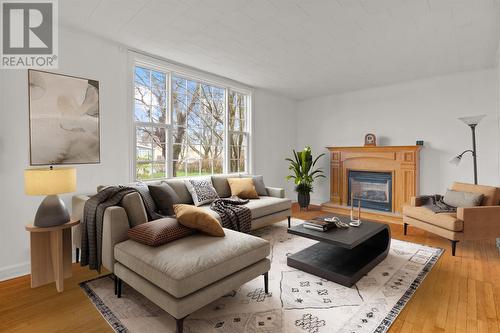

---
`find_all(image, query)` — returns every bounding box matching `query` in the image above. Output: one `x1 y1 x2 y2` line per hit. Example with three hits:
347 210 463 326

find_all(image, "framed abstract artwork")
28 70 100 165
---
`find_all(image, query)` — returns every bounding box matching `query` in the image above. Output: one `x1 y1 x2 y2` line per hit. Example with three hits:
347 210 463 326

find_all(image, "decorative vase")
297 192 310 209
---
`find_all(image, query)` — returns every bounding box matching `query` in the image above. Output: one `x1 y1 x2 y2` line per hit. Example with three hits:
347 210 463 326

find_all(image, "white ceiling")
61 0 500 100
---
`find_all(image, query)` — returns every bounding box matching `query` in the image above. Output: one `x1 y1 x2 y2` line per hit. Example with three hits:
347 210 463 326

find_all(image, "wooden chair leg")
263 272 269 294
403 223 408 236
451 240 458 256
287 216 291 228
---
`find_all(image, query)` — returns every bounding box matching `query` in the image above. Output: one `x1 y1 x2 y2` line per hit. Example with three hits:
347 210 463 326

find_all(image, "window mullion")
167 72 173 178
223 87 229 174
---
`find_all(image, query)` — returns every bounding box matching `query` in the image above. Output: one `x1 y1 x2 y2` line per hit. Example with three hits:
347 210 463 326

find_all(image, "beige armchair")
403 182 500 256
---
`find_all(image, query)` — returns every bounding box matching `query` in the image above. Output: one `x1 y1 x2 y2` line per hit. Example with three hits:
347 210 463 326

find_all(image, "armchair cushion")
403 206 463 231
451 182 500 206
443 189 483 208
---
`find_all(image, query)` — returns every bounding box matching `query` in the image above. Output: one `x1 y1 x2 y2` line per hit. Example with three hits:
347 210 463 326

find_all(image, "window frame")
227 89 251 173
133 66 169 181
128 51 253 181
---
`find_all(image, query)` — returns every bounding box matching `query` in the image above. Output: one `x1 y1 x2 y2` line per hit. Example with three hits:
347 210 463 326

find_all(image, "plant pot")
297 192 310 209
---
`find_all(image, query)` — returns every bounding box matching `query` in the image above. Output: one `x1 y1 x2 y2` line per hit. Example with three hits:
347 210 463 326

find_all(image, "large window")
133 62 251 180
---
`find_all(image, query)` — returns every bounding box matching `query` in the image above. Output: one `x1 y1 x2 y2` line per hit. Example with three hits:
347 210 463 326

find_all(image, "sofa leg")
113 275 117 295
263 272 269 294
403 223 408 236
287 216 291 228
451 240 459 256
116 277 122 298
75 248 80 263
176 316 187 333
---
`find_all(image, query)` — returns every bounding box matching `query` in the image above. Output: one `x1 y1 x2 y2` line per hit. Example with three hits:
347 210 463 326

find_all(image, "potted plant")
286 146 325 209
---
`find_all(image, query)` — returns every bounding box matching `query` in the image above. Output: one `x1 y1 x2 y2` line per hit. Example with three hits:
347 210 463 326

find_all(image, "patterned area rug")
80 219 443 333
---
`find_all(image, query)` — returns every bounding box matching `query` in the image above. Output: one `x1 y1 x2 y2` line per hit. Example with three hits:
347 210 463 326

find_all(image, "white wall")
0 27 130 280
297 70 500 204
0 26 297 280
497 49 500 182
253 89 297 198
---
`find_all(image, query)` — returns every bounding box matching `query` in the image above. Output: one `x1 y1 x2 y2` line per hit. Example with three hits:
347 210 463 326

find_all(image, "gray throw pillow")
241 174 267 196
184 177 220 206
148 183 180 216
443 189 483 208
211 174 232 198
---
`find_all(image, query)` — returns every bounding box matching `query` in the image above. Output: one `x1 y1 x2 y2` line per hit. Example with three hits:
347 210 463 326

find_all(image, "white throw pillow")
184 177 220 206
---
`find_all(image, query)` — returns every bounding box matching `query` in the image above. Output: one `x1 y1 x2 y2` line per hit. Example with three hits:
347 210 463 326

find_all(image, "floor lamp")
449 114 485 185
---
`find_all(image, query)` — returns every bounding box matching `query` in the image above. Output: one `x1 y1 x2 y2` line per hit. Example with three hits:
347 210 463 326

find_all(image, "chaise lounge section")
71 174 290 332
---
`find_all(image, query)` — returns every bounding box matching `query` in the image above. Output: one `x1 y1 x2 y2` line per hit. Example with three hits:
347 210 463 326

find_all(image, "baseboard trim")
0 262 30 282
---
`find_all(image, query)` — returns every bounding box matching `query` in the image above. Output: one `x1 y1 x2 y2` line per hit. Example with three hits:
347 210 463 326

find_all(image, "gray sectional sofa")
71 174 291 333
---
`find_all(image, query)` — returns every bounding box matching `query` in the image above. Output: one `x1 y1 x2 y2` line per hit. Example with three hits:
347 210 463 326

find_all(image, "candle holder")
350 191 362 227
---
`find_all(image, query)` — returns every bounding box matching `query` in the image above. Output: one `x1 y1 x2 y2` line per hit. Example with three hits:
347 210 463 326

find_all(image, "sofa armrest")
410 196 429 207
457 206 500 240
266 186 285 198
102 206 130 272
72 194 92 220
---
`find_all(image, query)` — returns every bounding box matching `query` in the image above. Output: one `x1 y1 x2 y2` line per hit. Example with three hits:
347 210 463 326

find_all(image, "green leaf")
312 153 325 167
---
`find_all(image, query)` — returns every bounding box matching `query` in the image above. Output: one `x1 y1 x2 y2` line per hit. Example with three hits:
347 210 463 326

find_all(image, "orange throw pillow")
227 178 259 199
174 204 225 237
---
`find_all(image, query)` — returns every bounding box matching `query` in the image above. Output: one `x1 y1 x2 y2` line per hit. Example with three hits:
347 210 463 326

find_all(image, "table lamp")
24 167 77 227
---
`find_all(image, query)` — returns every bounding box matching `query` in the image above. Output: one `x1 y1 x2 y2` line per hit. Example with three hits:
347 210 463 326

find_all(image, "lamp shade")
458 114 486 126
449 155 462 166
24 168 77 196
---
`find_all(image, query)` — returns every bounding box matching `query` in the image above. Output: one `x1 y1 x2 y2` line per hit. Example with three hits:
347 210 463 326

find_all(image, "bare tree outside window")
228 91 248 173
135 67 167 180
172 75 224 177
133 65 250 180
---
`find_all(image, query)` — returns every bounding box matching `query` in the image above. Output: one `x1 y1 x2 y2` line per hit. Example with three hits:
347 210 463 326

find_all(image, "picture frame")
28 69 100 165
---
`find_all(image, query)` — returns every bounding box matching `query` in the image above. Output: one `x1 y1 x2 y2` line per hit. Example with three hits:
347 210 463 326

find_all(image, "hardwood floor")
1 203 499 333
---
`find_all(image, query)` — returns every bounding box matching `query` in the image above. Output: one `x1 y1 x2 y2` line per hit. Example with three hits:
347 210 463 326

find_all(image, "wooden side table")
25 219 80 292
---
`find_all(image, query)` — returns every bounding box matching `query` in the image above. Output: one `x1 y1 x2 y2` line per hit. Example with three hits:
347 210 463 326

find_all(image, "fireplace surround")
322 145 420 224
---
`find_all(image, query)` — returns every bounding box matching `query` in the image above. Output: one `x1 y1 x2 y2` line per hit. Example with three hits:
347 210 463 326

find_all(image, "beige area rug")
80 219 443 333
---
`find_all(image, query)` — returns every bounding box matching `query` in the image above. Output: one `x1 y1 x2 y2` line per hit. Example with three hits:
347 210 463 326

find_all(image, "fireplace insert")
348 170 392 212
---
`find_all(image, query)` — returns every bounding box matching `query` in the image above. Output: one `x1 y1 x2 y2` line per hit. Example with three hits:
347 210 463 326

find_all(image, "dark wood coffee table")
287 214 391 287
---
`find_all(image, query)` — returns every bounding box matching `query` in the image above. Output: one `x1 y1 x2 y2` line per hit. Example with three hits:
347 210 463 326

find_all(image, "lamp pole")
470 124 478 185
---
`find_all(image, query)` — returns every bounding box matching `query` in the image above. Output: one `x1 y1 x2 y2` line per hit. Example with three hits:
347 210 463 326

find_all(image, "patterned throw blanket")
210 197 252 233
80 185 163 272
421 194 457 213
